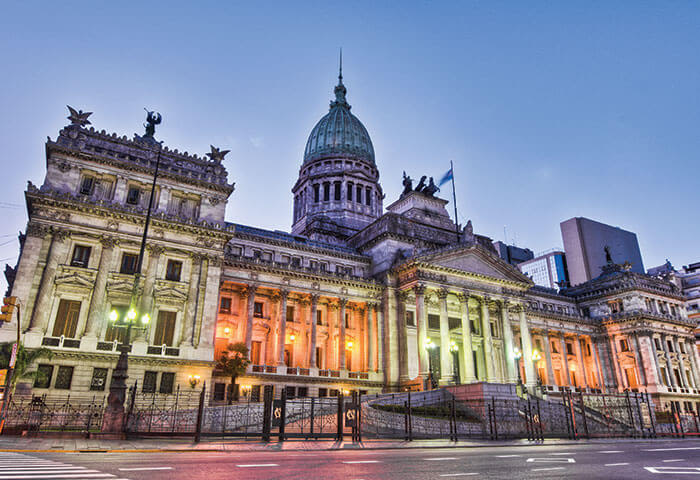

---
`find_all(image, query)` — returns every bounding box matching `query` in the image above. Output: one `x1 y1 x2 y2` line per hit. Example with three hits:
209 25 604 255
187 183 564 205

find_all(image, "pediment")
416 246 532 285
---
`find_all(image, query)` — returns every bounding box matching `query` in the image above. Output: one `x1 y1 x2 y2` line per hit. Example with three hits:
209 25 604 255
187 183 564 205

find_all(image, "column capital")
25 222 51 239
436 287 449 300
456 292 469 304
501 298 510 309
339 297 349 308
481 294 491 306
310 293 320 305
145 243 164 256
51 227 70 242
100 235 120 249
413 284 427 296
397 289 410 301
241 284 258 298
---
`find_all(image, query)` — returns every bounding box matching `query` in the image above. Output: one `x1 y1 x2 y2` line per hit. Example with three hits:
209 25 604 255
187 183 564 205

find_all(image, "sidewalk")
0 435 693 453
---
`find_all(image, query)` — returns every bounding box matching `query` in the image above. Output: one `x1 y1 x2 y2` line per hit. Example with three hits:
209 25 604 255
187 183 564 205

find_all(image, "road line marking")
643 447 700 452
526 458 575 463
598 450 623 454
236 464 279 468
0 472 99 475
342 461 380 464
550 452 574 455
0 475 115 479
119 467 173 471
440 474 478 477
644 467 700 474
495 455 521 458
425 458 458 461
662 459 684 463
605 463 630 466
531 467 565 472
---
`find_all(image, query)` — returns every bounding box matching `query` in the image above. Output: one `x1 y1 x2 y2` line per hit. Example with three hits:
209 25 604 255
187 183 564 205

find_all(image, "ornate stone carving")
100 236 119 249
436 287 449 300
25 222 50 238
51 228 71 242
413 284 426 296
146 243 165 256
66 106 92 127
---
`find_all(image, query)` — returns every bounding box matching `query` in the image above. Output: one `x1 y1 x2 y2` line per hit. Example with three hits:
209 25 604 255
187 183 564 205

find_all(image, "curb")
0 437 686 454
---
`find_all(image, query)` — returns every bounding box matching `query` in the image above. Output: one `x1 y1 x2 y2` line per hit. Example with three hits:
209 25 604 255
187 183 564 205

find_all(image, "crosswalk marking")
0 452 131 480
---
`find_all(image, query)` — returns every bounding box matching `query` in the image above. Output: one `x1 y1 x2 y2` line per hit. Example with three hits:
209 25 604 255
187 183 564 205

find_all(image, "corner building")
3 72 699 412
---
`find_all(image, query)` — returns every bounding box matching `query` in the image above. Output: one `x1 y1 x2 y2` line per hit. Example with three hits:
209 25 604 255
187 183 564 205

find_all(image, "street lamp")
449 340 459 384
425 338 437 389
513 346 523 386
532 349 543 394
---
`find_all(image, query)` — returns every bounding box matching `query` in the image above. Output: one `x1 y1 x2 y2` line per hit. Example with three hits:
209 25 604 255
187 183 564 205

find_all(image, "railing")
146 345 180 356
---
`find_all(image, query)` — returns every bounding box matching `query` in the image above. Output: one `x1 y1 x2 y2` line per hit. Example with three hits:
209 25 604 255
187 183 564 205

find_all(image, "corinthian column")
414 284 429 377
28 229 70 334
11 223 50 331
481 296 496 382
458 292 476 382
339 298 348 370
181 254 203 346
243 284 258 353
368 303 376 372
437 288 452 385
309 294 319 368
396 290 409 381
276 290 289 366
519 305 536 387
501 300 516 383
84 237 118 337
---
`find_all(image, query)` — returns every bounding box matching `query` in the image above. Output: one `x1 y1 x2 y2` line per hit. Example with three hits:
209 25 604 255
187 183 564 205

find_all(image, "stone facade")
2 74 699 414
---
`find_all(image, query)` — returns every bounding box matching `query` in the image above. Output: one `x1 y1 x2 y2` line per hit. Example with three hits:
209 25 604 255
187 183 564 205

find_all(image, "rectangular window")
120 253 139 275
316 309 323 325
105 304 127 342
254 302 263 318
34 364 54 388
365 187 371 206
318 388 328 397
285 386 296 399
90 368 108 391
309 260 318 270
54 366 74 390
79 176 95 195
347 183 353 201
586 343 591 356
126 186 141 205
428 314 440 330
334 182 341 201
551 341 559 354
313 184 320 203
345 312 350 329
251 341 262 364
153 310 177 346
405 311 415 327
159 372 175 394
297 387 308 397
291 257 301 267
143 371 158 393
51 299 81 338
654 338 661 350
286 306 295 322
566 342 574 355
620 339 629 352
323 183 330 201
219 297 232 313
165 260 182 282
470 319 479 335
214 383 226 401
70 245 91 268
448 317 461 330
535 339 543 351
356 185 362 204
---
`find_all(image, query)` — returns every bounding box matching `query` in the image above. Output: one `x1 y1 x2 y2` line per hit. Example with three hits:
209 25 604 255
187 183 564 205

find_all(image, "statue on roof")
401 171 413 196
604 245 614 264
143 109 162 139
423 177 439 197
415 175 427 193
207 145 230 163
66 105 92 127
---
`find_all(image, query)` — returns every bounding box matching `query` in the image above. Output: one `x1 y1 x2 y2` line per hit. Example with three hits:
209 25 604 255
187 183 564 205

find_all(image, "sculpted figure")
415 175 427 193
423 177 439 196
401 171 413 196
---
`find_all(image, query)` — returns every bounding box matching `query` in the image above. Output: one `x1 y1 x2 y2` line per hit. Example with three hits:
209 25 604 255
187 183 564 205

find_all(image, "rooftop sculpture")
66 106 92 127
401 171 440 198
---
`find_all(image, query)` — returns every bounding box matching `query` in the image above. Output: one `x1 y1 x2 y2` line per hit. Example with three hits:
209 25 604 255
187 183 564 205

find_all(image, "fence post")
194 382 206 443
578 392 589 439
408 391 413 441
358 391 363 443
645 392 656 438
562 393 572 439
451 398 457 442
124 383 137 436
404 400 409 440
262 385 273 442
279 388 287 442
634 393 644 438
536 397 543 441
310 397 315 437
336 392 344 441
625 390 635 437
491 398 498 440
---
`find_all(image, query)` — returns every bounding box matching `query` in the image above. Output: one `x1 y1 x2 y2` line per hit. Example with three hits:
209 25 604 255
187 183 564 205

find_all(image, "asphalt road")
2 440 700 480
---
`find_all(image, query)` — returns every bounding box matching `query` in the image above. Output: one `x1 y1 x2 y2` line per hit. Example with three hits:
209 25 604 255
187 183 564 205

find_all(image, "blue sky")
1 2 699 293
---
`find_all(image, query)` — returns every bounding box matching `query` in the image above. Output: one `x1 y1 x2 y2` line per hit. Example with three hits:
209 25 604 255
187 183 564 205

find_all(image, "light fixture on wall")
188 374 201 389
223 327 231 335
290 334 296 342
346 341 353 350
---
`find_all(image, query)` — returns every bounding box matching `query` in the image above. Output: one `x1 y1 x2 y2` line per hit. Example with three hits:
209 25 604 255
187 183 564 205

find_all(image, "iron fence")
3 394 106 435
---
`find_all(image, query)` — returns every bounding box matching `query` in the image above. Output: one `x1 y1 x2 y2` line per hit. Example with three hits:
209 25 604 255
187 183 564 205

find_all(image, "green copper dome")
303 74 375 165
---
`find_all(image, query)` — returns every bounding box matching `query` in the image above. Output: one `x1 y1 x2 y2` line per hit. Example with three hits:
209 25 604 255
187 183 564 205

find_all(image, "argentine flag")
438 167 453 187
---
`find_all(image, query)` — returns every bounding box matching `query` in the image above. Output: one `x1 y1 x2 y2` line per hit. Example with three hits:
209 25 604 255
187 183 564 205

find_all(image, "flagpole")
450 160 460 238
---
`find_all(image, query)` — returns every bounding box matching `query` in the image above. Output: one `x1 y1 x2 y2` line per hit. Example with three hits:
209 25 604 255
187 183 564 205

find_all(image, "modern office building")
560 217 645 286
492 241 534 267
519 249 569 290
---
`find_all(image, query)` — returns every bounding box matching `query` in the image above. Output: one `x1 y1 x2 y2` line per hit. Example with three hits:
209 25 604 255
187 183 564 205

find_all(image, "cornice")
231 231 369 262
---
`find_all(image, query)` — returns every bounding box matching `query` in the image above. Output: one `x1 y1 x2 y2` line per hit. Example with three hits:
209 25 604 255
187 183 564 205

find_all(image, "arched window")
334 181 341 201
347 182 354 201
356 185 362 204
313 184 320 203
323 182 330 202
365 187 371 206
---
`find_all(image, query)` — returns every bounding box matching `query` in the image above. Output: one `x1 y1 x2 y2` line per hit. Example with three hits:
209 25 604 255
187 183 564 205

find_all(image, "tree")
0 342 53 393
215 342 250 404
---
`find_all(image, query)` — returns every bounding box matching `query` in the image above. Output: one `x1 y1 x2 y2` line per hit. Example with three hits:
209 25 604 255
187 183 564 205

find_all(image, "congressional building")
2 69 699 412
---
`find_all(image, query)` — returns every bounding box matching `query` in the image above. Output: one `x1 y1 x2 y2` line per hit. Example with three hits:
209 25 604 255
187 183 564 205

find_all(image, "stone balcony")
241 364 383 385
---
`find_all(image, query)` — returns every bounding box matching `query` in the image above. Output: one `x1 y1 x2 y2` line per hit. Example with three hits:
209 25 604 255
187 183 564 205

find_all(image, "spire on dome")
333 48 349 108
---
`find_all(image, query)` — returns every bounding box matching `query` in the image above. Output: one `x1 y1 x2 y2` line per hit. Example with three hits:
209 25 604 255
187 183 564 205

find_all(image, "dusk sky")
2 2 699 293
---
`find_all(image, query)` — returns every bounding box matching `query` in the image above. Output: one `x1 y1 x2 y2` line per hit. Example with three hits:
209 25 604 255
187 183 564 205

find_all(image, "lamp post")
425 338 437 389
448 340 459 384
513 346 523 386
103 110 162 434
532 349 543 395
